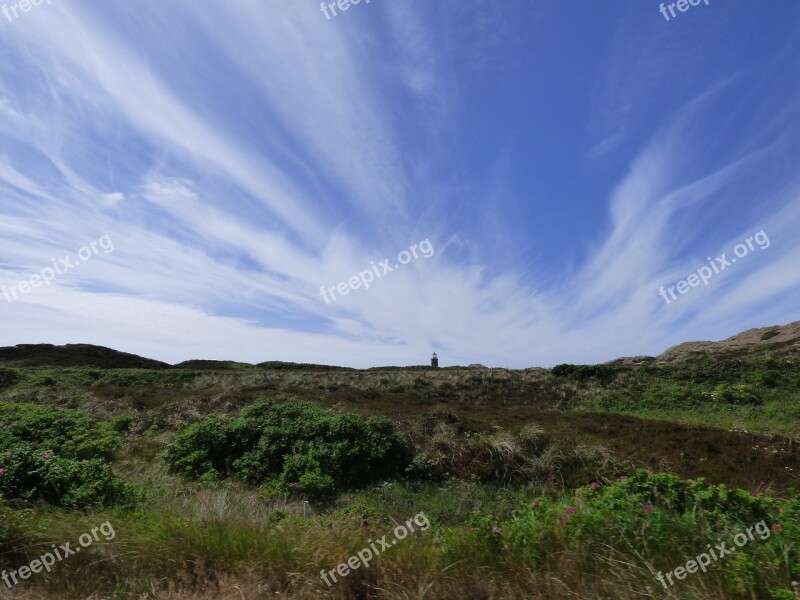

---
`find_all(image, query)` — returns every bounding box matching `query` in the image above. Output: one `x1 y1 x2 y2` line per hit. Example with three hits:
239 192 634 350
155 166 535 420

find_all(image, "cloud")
0 1 797 368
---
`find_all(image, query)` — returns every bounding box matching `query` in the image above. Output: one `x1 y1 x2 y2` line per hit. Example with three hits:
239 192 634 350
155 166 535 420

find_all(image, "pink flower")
491 526 503 536
561 515 570 524
642 504 654 513
0 468 5 474
772 524 782 531
750 492 758 497
618 475 629 480
565 507 575 516
533 501 540 508
44 453 51 460
591 482 600 489
465 527 474 535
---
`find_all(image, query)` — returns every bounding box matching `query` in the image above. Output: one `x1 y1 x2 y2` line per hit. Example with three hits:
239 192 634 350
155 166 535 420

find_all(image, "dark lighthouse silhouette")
431 352 439 368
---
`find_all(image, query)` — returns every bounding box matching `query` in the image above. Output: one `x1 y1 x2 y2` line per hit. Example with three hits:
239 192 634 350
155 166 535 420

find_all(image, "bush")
164 399 411 500
551 364 616 382
0 445 134 508
110 414 136 433
298 470 336 500
709 383 763 406
464 469 792 594
0 403 132 508
405 454 442 482
162 417 256 479
578 470 775 527
0 403 120 459
640 382 708 409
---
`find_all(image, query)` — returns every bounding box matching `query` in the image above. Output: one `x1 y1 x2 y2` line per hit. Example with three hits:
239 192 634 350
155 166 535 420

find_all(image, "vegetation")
0 343 798 598
0 403 133 508
164 399 409 500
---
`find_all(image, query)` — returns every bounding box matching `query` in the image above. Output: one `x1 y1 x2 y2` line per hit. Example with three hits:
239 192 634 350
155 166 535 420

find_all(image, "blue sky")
0 0 798 368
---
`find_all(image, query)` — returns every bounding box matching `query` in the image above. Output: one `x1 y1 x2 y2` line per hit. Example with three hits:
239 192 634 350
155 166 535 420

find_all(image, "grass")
0 355 799 598
1 471 796 599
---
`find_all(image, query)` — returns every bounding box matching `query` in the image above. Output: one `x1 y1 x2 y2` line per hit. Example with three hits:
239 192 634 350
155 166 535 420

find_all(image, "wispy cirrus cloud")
0 1 797 367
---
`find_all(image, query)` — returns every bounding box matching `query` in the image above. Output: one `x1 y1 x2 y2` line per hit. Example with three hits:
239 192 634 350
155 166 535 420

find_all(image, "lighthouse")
431 352 439 368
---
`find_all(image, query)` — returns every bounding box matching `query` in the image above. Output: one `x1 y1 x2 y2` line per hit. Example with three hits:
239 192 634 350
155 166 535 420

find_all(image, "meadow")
0 349 798 599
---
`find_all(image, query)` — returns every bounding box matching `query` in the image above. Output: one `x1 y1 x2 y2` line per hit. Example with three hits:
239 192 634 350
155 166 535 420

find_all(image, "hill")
0 343 170 369
657 320 800 363
0 321 798 599
609 320 800 366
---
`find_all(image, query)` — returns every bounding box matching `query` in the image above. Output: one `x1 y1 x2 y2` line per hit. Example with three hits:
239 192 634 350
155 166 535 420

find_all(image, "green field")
0 354 798 599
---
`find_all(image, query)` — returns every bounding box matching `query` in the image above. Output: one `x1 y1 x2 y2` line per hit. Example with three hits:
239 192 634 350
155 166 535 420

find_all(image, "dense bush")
552 364 616 382
0 445 133 507
708 383 763 406
641 382 708 409
578 470 775 526
164 398 411 500
0 403 133 507
162 416 255 481
462 470 795 597
0 402 119 459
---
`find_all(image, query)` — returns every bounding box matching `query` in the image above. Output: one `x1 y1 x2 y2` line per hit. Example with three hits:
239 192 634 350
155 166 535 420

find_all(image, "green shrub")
405 454 442 482
162 417 255 479
709 383 763 406
0 445 134 508
462 470 794 597
551 364 616 382
578 470 775 527
164 399 411 501
0 403 132 508
0 403 120 459
297 470 336 500
110 414 136 433
641 382 708 409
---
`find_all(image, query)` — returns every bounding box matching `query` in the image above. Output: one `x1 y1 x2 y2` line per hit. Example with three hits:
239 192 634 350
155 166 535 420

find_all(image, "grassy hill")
0 322 798 599
0 343 170 369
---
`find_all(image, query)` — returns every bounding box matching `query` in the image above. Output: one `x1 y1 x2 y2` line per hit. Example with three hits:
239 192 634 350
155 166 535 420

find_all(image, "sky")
0 0 798 368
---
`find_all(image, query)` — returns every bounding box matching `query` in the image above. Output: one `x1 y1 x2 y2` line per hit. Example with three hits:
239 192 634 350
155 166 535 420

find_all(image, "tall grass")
1 471 796 599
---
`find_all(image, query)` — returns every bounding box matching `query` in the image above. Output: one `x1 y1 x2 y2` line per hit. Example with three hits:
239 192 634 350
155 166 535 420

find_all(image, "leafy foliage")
0 403 133 507
461 470 796 597
552 364 617 382
0 446 133 507
164 398 411 500
708 383 763 406
0 402 119 459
